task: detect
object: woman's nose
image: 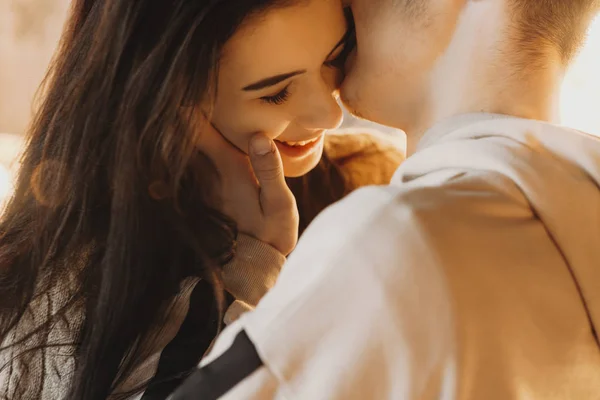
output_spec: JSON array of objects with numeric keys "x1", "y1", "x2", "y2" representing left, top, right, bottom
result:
[{"x1": 296, "y1": 72, "x2": 344, "y2": 131}]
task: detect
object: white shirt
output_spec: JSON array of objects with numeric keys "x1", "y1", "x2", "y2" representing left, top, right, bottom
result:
[{"x1": 193, "y1": 114, "x2": 600, "y2": 399}]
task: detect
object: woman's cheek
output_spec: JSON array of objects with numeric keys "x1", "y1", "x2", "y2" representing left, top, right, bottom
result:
[
  {"x1": 235, "y1": 113, "x2": 292, "y2": 143},
  {"x1": 262, "y1": 119, "x2": 292, "y2": 141},
  {"x1": 212, "y1": 99, "x2": 293, "y2": 149}
]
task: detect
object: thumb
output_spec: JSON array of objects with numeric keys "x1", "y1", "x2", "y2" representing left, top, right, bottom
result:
[{"x1": 249, "y1": 134, "x2": 292, "y2": 215}]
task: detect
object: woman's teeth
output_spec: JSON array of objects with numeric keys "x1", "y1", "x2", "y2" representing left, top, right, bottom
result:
[{"x1": 279, "y1": 137, "x2": 320, "y2": 147}]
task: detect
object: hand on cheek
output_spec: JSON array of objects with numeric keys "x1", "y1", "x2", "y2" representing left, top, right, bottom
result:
[{"x1": 196, "y1": 116, "x2": 298, "y2": 255}]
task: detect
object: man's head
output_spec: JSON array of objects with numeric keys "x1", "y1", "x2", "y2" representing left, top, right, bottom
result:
[{"x1": 342, "y1": 0, "x2": 599, "y2": 136}]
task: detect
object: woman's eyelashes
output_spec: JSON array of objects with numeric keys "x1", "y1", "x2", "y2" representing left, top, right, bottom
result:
[
  {"x1": 258, "y1": 28, "x2": 356, "y2": 107},
  {"x1": 260, "y1": 85, "x2": 291, "y2": 105}
]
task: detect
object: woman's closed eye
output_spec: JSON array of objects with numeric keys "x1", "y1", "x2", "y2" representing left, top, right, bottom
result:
[
  {"x1": 257, "y1": 12, "x2": 356, "y2": 107},
  {"x1": 260, "y1": 85, "x2": 291, "y2": 105}
]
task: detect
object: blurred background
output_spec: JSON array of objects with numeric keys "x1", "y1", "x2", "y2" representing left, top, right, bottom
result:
[{"x1": 1, "y1": 0, "x2": 600, "y2": 209}]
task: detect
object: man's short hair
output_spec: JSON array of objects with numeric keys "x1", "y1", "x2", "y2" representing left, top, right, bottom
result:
[{"x1": 511, "y1": 0, "x2": 600, "y2": 62}]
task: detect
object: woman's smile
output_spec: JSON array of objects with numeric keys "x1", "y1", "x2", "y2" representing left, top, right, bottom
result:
[{"x1": 274, "y1": 132, "x2": 325, "y2": 158}]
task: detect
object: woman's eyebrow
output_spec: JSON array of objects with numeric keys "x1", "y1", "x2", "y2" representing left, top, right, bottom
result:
[
  {"x1": 241, "y1": 29, "x2": 351, "y2": 92},
  {"x1": 242, "y1": 70, "x2": 306, "y2": 91}
]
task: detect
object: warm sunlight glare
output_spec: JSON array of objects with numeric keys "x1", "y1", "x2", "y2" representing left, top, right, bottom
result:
[
  {"x1": 561, "y1": 15, "x2": 600, "y2": 136},
  {"x1": 0, "y1": 164, "x2": 12, "y2": 210}
]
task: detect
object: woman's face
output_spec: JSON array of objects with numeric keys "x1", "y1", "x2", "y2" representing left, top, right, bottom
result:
[{"x1": 210, "y1": 0, "x2": 349, "y2": 177}]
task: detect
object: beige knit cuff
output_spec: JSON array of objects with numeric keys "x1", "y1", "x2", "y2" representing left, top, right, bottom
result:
[
  {"x1": 223, "y1": 300, "x2": 253, "y2": 326},
  {"x1": 222, "y1": 234, "x2": 286, "y2": 311}
]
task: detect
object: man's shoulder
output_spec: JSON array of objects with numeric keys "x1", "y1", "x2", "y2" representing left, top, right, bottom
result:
[
  {"x1": 296, "y1": 167, "x2": 530, "y2": 265},
  {"x1": 348, "y1": 166, "x2": 527, "y2": 219}
]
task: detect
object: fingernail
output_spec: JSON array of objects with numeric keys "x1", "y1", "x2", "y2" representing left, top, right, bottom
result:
[{"x1": 251, "y1": 135, "x2": 274, "y2": 156}]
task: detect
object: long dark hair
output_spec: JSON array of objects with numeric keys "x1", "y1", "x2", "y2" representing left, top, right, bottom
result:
[{"x1": 0, "y1": 1, "x2": 329, "y2": 399}]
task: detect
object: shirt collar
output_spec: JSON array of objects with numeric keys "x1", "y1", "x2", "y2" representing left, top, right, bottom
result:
[{"x1": 416, "y1": 113, "x2": 513, "y2": 152}]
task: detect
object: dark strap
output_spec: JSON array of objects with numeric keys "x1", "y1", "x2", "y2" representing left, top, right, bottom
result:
[
  {"x1": 169, "y1": 330, "x2": 263, "y2": 400},
  {"x1": 141, "y1": 280, "x2": 219, "y2": 400}
]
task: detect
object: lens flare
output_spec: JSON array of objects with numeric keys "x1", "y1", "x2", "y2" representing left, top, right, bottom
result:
[
  {"x1": 560, "y1": 15, "x2": 600, "y2": 136},
  {"x1": 0, "y1": 164, "x2": 12, "y2": 210}
]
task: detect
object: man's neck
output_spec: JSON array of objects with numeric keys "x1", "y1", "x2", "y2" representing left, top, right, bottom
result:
[{"x1": 406, "y1": 1, "x2": 565, "y2": 155}]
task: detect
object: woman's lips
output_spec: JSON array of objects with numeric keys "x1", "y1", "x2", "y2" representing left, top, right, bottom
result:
[{"x1": 274, "y1": 133, "x2": 324, "y2": 158}]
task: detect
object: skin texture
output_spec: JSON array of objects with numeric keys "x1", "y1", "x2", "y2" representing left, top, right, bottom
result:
[
  {"x1": 210, "y1": 0, "x2": 349, "y2": 177},
  {"x1": 341, "y1": 0, "x2": 597, "y2": 153},
  {"x1": 341, "y1": 0, "x2": 466, "y2": 136}
]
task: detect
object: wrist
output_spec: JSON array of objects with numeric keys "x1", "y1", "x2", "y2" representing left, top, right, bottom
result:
[{"x1": 222, "y1": 233, "x2": 286, "y2": 307}]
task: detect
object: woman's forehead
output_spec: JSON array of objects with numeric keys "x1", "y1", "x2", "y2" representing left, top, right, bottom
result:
[{"x1": 219, "y1": 0, "x2": 346, "y2": 82}]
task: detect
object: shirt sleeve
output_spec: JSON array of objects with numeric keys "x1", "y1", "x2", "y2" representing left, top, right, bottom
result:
[
  {"x1": 172, "y1": 184, "x2": 457, "y2": 400},
  {"x1": 171, "y1": 132, "x2": 600, "y2": 400}
]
